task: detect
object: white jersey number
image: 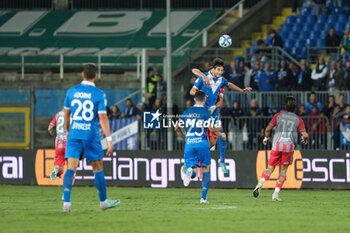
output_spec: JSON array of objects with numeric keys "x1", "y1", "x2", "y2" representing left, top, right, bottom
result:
[
  {"x1": 56, "y1": 116, "x2": 64, "y2": 133},
  {"x1": 71, "y1": 99, "x2": 94, "y2": 121},
  {"x1": 186, "y1": 120, "x2": 205, "y2": 137}
]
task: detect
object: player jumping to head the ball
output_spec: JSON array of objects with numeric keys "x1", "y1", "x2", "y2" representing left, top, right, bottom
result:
[{"x1": 189, "y1": 58, "x2": 251, "y2": 174}]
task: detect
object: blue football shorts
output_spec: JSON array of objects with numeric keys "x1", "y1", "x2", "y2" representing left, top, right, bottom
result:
[
  {"x1": 65, "y1": 138, "x2": 104, "y2": 162},
  {"x1": 184, "y1": 144, "x2": 211, "y2": 168}
]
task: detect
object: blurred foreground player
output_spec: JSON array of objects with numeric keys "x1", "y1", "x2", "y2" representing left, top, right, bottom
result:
[
  {"x1": 175, "y1": 91, "x2": 226, "y2": 204},
  {"x1": 48, "y1": 109, "x2": 66, "y2": 180},
  {"x1": 253, "y1": 96, "x2": 308, "y2": 201},
  {"x1": 62, "y1": 63, "x2": 119, "y2": 212}
]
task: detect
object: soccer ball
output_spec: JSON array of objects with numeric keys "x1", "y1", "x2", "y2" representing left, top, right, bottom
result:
[{"x1": 219, "y1": 35, "x2": 232, "y2": 48}]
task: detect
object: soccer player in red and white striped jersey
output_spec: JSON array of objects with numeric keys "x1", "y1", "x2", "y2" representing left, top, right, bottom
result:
[{"x1": 253, "y1": 96, "x2": 308, "y2": 201}]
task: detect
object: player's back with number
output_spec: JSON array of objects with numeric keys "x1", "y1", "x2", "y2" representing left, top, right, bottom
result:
[
  {"x1": 64, "y1": 82, "x2": 106, "y2": 140},
  {"x1": 181, "y1": 106, "x2": 211, "y2": 148},
  {"x1": 270, "y1": 111, "x2": 305, "y2": 152}
]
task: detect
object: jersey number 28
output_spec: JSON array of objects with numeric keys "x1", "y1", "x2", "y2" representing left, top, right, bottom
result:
[{"x1": 71, "y1": 99, "x2": 94, "y2": 121}]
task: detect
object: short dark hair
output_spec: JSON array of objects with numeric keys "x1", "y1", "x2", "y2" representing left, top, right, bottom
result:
[
  {"x1": 83, "y1": 63, "x2": 97, "y2": 80},
  {"x1": 212, "y1": 58, "x2": 225, "y2": 68},
  {"x1": 268, "y1": 28, "x2": 276, "y2": 34},
  {"x1": 147, "y1": 67, "x2": 154, "y2": 74},
  {"x1": 284, "y1": 96, "x2": 296, "y2": 112},
  {"x1": 195, "y1": 90, "x2": 206, "y2": 102},
  {"x1": 244, "y1": 62, "x2": 251, "y2": 69}
]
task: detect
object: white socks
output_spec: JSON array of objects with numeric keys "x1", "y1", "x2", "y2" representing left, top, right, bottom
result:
[
  {"x1": 259, "y1": 177, "x2": 266, "y2": 185},
  {"x1": 273, "y1": 187, "x2": 280, "y2": 197}
]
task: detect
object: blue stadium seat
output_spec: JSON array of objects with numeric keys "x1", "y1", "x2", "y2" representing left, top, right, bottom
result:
[
  {"x1": 316, "y1": 39, "x2": 325, "y2": 47},
  {"x1": 285, "y1": 15, "x2": 296, "y2": 25},
  {"x1": 333, "y1": 7, "x2": 341, "y2": 15},
  {"x1": 302, "y1": 23, "x2": 313, "y2": 33},
  {"x1": 313, "y1": 23, "x2": 323, "y2": 32},
  {"x1": 295, "y1": 40, "x2": 306, "y2": 49},
  {"x1": 327, "y1": 14, "x2": 338, "y2": 24},
  {"x1": 292, "y1": 24, "x2": 302, "y2": 32},
  {"x1": 338, "y1": 14, "x2": 348, "y2": 24},
  {"x1": 296, "y1": 16, "x2": 306, "y2": 24},
  {"x1": 306, "y1": 15, "x2": 317, "y2": 24},
  {"x1": 299, "y1": 32, "x2": 308, "y2": 41},
  {"x1": 320, "y1": 30, "x2": 328, "y2": 38},
  {"x1": 323, "y1": 23, "x2": 334, "y2": 33},
  {"x1": 346, "y1": 24, "x2": 350, "y2": 31},
  {"x1": 291, "y1": 48, "x2": 301, "y2": 58},
  {"x1": 309, "y1": 31, "x2": 319, "y2": 40},
  {"x1": 300, "y1": 7, "x2": 311, "y2": 16},
  {"x1": 317, "y1": 15, "x2": 327, "y2": 24},
  {"x1": 326, "y1": 0, "x2": 333, "y2": 8},
  {"x1": 281, "y1": 24, "x2": 290, "y2": 32},
  {"x1": 284, "y1": 40, "x2": 295, "y2": 50},
  {"x1": 306, "y1": 39, "x2": 316, "y2": 47},
  {"x1": 287, "y1": 32, "x2": 298, "y2": 40},
  {"x1": 279, "y1": 31, "x2": 288, "y2": 40},
  {"x1": 300, "y1": 47, "x2": 307, "y2": 59},
  {"x1": 334, "y1": 23, "x2": 345, "y2": 35}
]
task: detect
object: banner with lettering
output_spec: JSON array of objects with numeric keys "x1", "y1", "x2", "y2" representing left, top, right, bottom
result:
[{"x1": 100, "y1": 117, "x2": 139, "y2": 150}]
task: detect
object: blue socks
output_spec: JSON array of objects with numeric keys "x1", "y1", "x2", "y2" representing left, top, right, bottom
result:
[
  {"x1": 218, "y1": 131, "x2": 226, "y2": 163},
  {"x1": 201, "y1": 171, "x2": 210, "y2": 200},
  {"x1": 63, "y1": 169, "x2": 75, "y2": 202},
  {"x1": 94, "y1": 169, "x2": 107, "y2": 202}
]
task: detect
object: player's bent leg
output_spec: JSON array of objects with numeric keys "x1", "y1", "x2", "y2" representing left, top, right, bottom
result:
[
  {"x1": 200, "y1": 166, "x2": 210, "y2": 204},
  {"x1": 253, "y1": 166, "x2": 275, "y2": 198},
  {"x1": 91, "y1": 159, "x2": 120, "y2": 210},
  {"x1": 272, "y1": 166, "x2": 288, "y2": 201},
  {"x1": 50, "y1": 166, "x2": 60, "y2": 180},
  {"x1": 62, "y1": 158, "x2": 79, "y2": 212},
  {"x1": 183, "y1": 167, "x2": 197, "y2": 187},
  {"x1": 209, "y1": 136, "x2": 217, "y2": 151}
]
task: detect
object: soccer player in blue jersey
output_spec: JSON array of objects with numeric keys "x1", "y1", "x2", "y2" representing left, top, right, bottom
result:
[
  {"x1": 189, "y1": 58, "x2": 251, "y2": 173},
  {"x1": 175, "y1": 91, "x2": 226, "y2": 204},
  {"x1": 62, "y1": 63, "x2": 120, "y2": 212}
]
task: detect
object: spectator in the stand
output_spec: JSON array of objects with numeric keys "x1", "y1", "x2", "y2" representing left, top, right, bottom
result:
[
  {"x1": 276, "y1": 59, "x2": 292, "y2": 91},
  {"x1": 299, "y1": 104, "x2": 307, "y2": 117},
  {"x1": 253, "y1": 40, "x2": 268, "y2": 66},
  {"x1": 336, "y1": 59, "x2": 344, "y2": 72},
  {"x1": 267, "y1": 29, "x2": 283, "y2": 48},
  {"x1": 230, "y1": 101, "x2": 243, "y2": 126},
  {"x1": 244, "y1": 63, "x2": 254, "y2": 89},
  {"x1": 338, "y1": 94, "x2": 346, "y2": 111},
  {"x1": 326, "y1": 28, "x2": 341, "y2": 53},
  {"x1": 136, "y1": 103, "x2": 145, "y2": 120},
  {"x1": 318, "y1": 110, "x2": 328, "y2": 149},
  {"x1": 256, "y1": 62, "x2": 276, "y2": 91},
  {"x1": 247, "y1": 107, "x2": 262, "y2": 150},
  {"x1": 304, "y1": 0, "x2": 326, "y2": 16},
  {"x1": 145, "y1": 67, "x2": 157, "y2": 109},
  {"x1": 292, "y1": 0, "x2": 298, "y2": 15},
  {"x1": 345, "y1": 60, "x2": 350, "y2": 89},
  {"x1": 335, "y1": 59, "x2": 345, "y2": 90},
  {"x1": 307, "y1": 104, "x2": 320, "y2": 148},
  {"x1": 185, "y1": 99, "x2": 194, "y2": 109},
  {"x1": 122, "y1": 98, "x2": 140, "y2": 118},
  {"x1": 185, "y1": 77, "x2": 196, "y2": 101},
  {"x1": 227, "y1": 60, "x2": 244, "y2": 89},
  {"x1": 324, "y1": 95, "x2": 337, "y2": 117},
  {"x1": 151, "y1": 98, "x2": 166, "y2": 114},
  {"x1": 296, "y1": 59, "x2": 313, "y2": 91},
  {"x1": 305, "y1": 91, "x2": 323, "y2": 114},
  {"x1": 251, "y1": 60, "x2": 261, "y2": 90},
  {"x1": 289, "y1": 62, "x2": 299, "y2": 90},
  {"x1": 156, "y1": 74, "x2": 166, "y2": 102},
  {"x1": 340, "y1": 30, "x2": 350, "y2": 55},
  {"x1": 331, "y1": 104, "x2": 342, "y2": 150},
  {"x1": 327, "y1": 60, "x2": 345, "y2": 92},
  {"x1": 247, "y1": 99, "x2": 261, "y2": 115},
  {"x1": 109, "y1": 105, "x2": 121, "y2": 119},
  {"x1": 237, "y1": 59, "x2": 245, "y2": 74},
  {"x1": 311, "y1": 57, "x2": 328, "y2": 91}
]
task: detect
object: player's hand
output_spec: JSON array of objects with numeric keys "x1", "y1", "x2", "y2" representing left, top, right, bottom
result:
[
  {"x1": 106, "y1": 141, "x2": 114, "y2": 156},
  {"x1": 220, "y1": 132, "x2": 227, "y2": 141},
  {"x1": 208, "y1": 105, "x2": 216, "y2": 114},
  {"x1": 242, "y1": 87, "x2": 252, "y2": 93},
  {"x1": 301, "y1": 136, "x2": 308, "y2": 144},
  {"x1": 263, "y1": 136, "x2": 271, "y2": 145},
  {"x1": 203, "y1": 76, "x2": 210, "y2": 85}
]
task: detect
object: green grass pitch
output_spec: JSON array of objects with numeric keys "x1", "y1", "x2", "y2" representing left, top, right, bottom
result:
[{"x1": 0, "y1": 185, "x2": 349, "y2": 233}]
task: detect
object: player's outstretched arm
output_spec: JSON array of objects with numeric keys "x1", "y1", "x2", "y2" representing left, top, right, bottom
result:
[
  {"x1": 64, "y1": 109, "x2": 71, "y2": 139},
  {"x1": 227, "y1": 82, "x2": 252, "y2": 93},
  {"x1": 174, "y1": 121, "x2": 186, "y2": 141},
  {"x1": 263, "y1": 125, "x2": 273, "y2": 145},
  {"x1": 301, "y1": 131, "x2": 309, "y2": 144},
  {"x1": 99, "y1": 113, "x2": 114, "y2": 156},
  {"x1": 192, "y1": 68, "x2": 210, "y2": 85},
  {"x1": 189, "y1": 86, "x2": 198, "y2": 96}
]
